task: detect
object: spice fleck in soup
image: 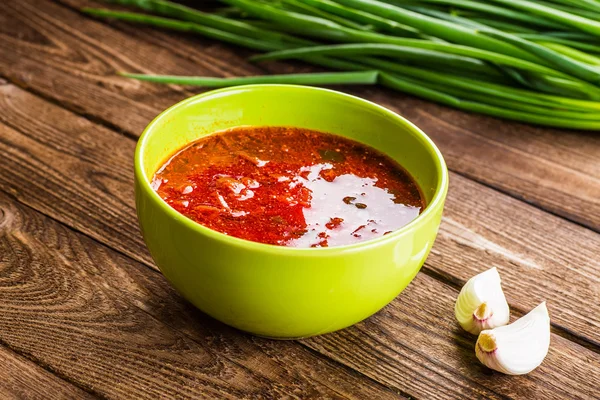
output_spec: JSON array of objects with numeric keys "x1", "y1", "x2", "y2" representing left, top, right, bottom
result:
[{"x1": 152, "y1": 126, "x2": 425, "y2": 248}]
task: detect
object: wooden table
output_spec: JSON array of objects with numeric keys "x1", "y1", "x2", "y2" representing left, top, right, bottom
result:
[{"x1": 1, "y1": 1, "x2": 599, "y2": 398}]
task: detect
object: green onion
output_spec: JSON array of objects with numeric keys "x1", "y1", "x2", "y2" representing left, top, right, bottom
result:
[
  {"x1": 468, "y1": 18, "x2": 537, "y2": 34},
  {"x1": 486, "y1": 0, "x2": 600, "y2": 37},
  {"x1": 225, "y1": 0, "x2": 544, "y2": 64},
  {"x1": 330, "y1": 0, "x2": 542, "y2": 62},
  {"x1": 395, "y1": 0, "x2": 567, "y2": 30},
  {"x1": 543, "y1": 32, "x2": 598, "y2": 42},
  {"x1": 278, "y1": 0, "x2": 371, "y2": 31},
  {"x1": 380, "y1": 73, "x2": 600, "y2": 129},
  {"x1": 481, "y1": 29, "x2": 600, "y2": 84},
  {"x1": 295, "y1": 0, "x2": 427, "y2": 38},
  {"x1": 544, "y1": 0, "x2": 600, "y2": 13},
  {"x1": 536, "y1": 1, "x2": 600, "y2": 20},
  {"x1": 362, "y1": 58, "x2": 600, "y2": 111},
  {"x1": 96, "y1": 0, "x2": 311, "y2": 45},
  {"x1": 83, "y1": 0, "x2": 600, "y2": 129},
  {"x1": 437, "y1": 85, "x2": 600, "y2": 120},
  {"x1": 118, "y1": 70, "x2": 380, "y2": 86},
  {"x1": 520, "y1": 73, "x2": 600, "y2": 100},
  {"x1": 82, "y1": 8, "x2": 287, "y2": 51},
  {"x1": 517, "y1": 34, "x2": 600, "y2": 54},
  {"x1": 82, "y1": 8, "x2": 369, "y2": 72},
  {"x1": 251, "y1": 43, "x2": 572, "y2": 79},
  {"x1": 250, "y1": 43, "x2": 600, "y2": 99},
  {"x1": 537, "y1": 42, "x2": 600, "y2": 66}
]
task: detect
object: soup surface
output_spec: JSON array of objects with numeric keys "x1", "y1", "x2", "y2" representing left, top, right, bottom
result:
[{"x1": 152, "y1": 126, "x2": 424, "y2": 248}]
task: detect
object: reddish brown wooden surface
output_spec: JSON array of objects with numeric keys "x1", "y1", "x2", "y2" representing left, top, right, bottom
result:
[
  {"x1": 0, "y1": 347, "x2": 95, "y2": 399},
  {"x1": 1, "y1": 0, "x2": 599, "y2": 398}
]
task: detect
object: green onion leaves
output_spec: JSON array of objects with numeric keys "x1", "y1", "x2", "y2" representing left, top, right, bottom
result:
[{"x1": 84, "y1": 0, "x2": 600, "y2": 129}]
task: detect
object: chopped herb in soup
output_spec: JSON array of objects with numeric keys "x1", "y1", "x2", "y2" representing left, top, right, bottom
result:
[{"x1": 152, "y1": 126, "x2": 425, "y2": 248}]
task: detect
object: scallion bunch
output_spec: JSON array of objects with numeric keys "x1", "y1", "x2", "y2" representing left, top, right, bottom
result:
[{"x1": 84, "y1": 0, "x2": 600, "y2": 129}]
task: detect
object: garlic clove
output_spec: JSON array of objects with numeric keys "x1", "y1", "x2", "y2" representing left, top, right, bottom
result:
[
  {"x1": 455, "y1": 267, "x2": 510, "y2": 334},
  {"x1": 475, "y1": 302, "x2": 551, "y2": 375}
]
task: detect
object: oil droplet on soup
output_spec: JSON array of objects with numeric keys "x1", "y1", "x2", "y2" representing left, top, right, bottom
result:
[{"x1": 152, "y1": 126, "x2": 425, "y2": 248}]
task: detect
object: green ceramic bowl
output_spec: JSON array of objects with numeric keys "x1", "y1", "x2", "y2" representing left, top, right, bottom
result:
[{"x1": 135, "y1": 85, "x2": 448, "y2": 339}]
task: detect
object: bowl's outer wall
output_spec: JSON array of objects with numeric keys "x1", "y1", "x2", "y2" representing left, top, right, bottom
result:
[{"x1": 135, "y1": 85, "x2": 448, "y2": 338}]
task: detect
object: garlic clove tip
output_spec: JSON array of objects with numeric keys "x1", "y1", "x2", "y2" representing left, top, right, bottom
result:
[
  {"x1": 475, "y1": 302, "x2": 550, "y2": 375},
  {"x1": 455, "y1": 267, "x2": 510, "y2": 335}
]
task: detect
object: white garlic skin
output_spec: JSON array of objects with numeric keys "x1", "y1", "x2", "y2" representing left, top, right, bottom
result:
[
  {"x1": 476, "y1": 302, "x2": 551, "y2": 375},
  {"x1": 455, "y1": 267, "x2": 510, "y2": 334}
]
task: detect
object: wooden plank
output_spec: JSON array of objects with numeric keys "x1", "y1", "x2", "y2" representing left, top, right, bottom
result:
[
  {"x1": 0, "y1": 195, "x2": 399, "y2": 400},
  {"x1": 305, "y1": 272, "x2": 600, "y2": 400},
  {"x1": 2, "y1": 180, "x2": 599, "y2": 400},
  {"x1": 2, "y1": 83, "x2": 599, "y2": 346},
  {"x1": 0, "y1": 346, "x2": 96, "y2": 399},
  {"x1": 0, "y1": 0, "x2": 232, "y2": 136},
  {"x1": 427, "y1": 176, "x2": 600, "y2": 346},
  {"x1": 0, "y1": 82, "x2": 150, "y2": 266},
  {"x1": 2, "y1": 0, "x2": 599, "y2": 232},
  {"x1": 0, "y1": 0, "x2": 187, "y2": 135}
]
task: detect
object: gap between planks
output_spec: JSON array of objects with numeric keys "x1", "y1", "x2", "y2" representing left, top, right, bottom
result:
[
  {"x1": 420, "y1": 268, "x2": 600, "y2": 354},
  {"x1": 440, "y1": 169, "x2": 599, "y2": 235},
  {"x1": 0, "y1": 74, "x2": 140, "y2": 143},
  {"x1": 0, "y1": 338, "x2": 102, "y2": 399},
  {"x1": 296, "y1": 343, "x2": 418, "y2": 400}
]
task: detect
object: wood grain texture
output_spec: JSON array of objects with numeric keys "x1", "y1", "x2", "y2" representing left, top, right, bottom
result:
[
  {"x1": 428, "y1": 175, "x2": 600, "y2": 346},
  {"x1": 0, "y1": 194, "x2": 399, "y2": 400},
  {"x1": 0, "y1": 346, "x2": 96, "y2": 400},
  {"x1": 0, "y1": 82, "x2": 149, "y2": 266},
  {"x1": 3, "y1": 0, "x2": 599, "y2": 232},
  {"x1": 304, "y1": 272, "x2": 600, "y2": 400},
  {"x1": 2, "y1": 83, "x2": 598, "y2": 346},
  {"x1": 0, "y1": 0, "x2": 222, "y2": 135},
  {"x1": 1, "y1": 0, "x2": 599, "y2": 397},
  {"x1": 2, "y1": 83, "x2": 600, "y2": 399}
]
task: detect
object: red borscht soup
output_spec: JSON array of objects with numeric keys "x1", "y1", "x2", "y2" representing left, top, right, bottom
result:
[{"x1": 152, "y1": 126, "x2": 424, "y2": 248}]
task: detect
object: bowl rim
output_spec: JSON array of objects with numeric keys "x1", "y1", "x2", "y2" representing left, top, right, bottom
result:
[{"x1": 135, "y1": 84, "x2": 448, "y2": 255}]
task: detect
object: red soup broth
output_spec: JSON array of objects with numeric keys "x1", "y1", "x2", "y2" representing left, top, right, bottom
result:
[{"x1": 152, "y1": 126, "x2": 425, "y2": 248}]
